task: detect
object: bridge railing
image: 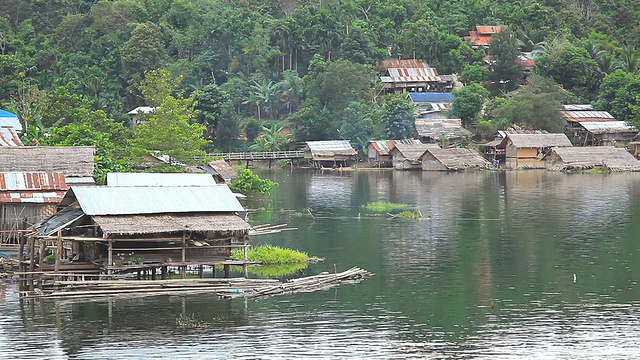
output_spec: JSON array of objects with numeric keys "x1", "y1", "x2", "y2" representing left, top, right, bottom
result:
[{"x1": 194, "y1": 150, "x2": 305, "y2": 161}]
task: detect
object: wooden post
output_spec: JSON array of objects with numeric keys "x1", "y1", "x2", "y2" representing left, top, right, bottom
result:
[
  {"x1": 28, "y1": 236, "x2": 35, "y2": 273},
  {"x1": 223, "y1": 264, "x2": 230, "y2": 278},
  {"x1": 211, "y1": 265, "x2": 216, "y2": 278},
  {"x1": 181, "y1": 231, "x2": 186, "y2": 279},
  {"x1": 151, "y1": 267, "x2": 156, "y2": 280},
  {"x1": 39, "y1": 238, "x2": 47, "y2": 266},
  {"x1": 107, "y1": 239, "x2": 113, "y2": 276},
  {"x1": 243, "y1": 244, "x2": 249, "y2": 278},
  {"x1": 161, "y1": 266, "x2": 167, "y2": 280},
  {"x1": 54, "y1": 230, "x2": 63, "y2": 279},
  {"x1": 198, "y1": 265, "x2": 203, "y2": 278},
  {"x1": 18, "y1": 234, "x2": 25, "y2": 266}
]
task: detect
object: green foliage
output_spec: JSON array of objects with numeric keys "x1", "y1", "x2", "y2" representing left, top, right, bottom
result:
[
  {"x1": 451, "y1": 83, "x2": 489, "y2": 126},
  {"x1": 379, "y1": 94, "x2": 416, "y2": 139},
  {"x1": 132, "y1": 94, "x2": 207, "y2": 164},
  {"x1": 230, "y1": 169, "x2": 278, "y2": 195},
  {"x1": 488, "y1": 28, "x2": 524, "y2": 93},
  {"x1": 249, "y1": 123, "x2": 292, "y2": 152},
  {"x1": 398, "y1": 210, "x2": 422, "y2": 219},
  {"x1": 231, "y1": 245, "x2": 309, "y2": 264},
  {"x1": 484, "y1": 75, "x2": 576, "y2": 132},
  {"x1": 596, "y1": 70, "x2": 640, "y2": 126},
  {"x1": 365, "y1": 201, "x2": 413, "y2": 212},
  {"x1": 460, "y1": 63, "x2": 490, "y2": 85}
]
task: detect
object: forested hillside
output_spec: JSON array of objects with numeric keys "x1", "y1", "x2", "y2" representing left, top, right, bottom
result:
[{"x1": 1, "y1": 0, "x2": 640, "y2": 176}]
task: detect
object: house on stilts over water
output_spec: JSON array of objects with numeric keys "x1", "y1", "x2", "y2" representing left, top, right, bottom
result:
[
  {"x1": 0, "y1": 146, "x2": 95, "y2": 244},
  {"x1": 25, "y1": 173, "x2": 252, "y2": 292}
]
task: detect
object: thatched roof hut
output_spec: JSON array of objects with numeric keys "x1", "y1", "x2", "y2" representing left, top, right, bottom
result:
[
  {"x1": 546, "y1": 146, "x2": 640, "y2": 172},
  {"x1": 500, "y1": 133, "x2": 572, "y2": 169},
  {"x1": 0, "y1": 146, "x2": 95, "y2": 177},
  {"x1": 420, "y1": 148, "x2": 490, "y2": 171},
  {"x1": 414, "y1": 119, "x2": 471, "y2": 147},
  {"x1": 390, "y1": 143, "x2": 440, "y2": 170},
  {"x1": 366, "y1": 139, "x2": 421, "y2": 167}
]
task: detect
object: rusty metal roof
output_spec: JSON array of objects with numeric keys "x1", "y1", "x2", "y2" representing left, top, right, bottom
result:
[
  {"x1": 561, "y1": 110, "x2": 616, "y2": 122},
  {"x1": 379, "y1": 59, "x2": 428, "y2": 70},
  {"x1": 0, "y1": 172, "x2": 68, "y2": 204},
  {"x1": 107, "y1": 172, "x2": 216, "y2": 186},
  {"x1": 0, "y1": 126, "x2": 23, "y2": 146},
  {"x1": 563, "y1": 104, "x2": 593, "y2": 111},
  {"x1": 66, "y1": 185, "x2": 245, "y2": 215},
  {"x1": 0, "y1": 172, "x2": 67, "y2": 190},
  {"x1": 384, "y1": 67, "x2": 441, "y2": 83}
]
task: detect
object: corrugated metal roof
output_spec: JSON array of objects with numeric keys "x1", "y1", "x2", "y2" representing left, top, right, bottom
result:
[
  {"x1": 35, "y1": 207, "x2": 86, "y2": 235},
  {"x1": 561, "y1": 110, "x2": 615, "y2": 122},
  {"x1": 408, "y1": 92, "x2": 454, "y2": 102},
  {"x1": 386, "y1": 67, "x2": 440, "y2": 82},
  {"x1": 379, "y1": 59, "x2": 428, "y2": 70},
  {"x1": 0, "y1": 190, "x2": 67, "y2": 204},
  {"x1": 107, "y1": 173, "x2": 216, "y2": 186},
  {"x1": 579, "y1": 121, "x2": 634, "y2": 132},
  {"x1": 0, "y1": 126, "x2": 23, "y2": 146},
  {"x1": 563, "y1": 104, "x2": 593, "y2": 111},
  {"x1": 476, "y1": 25, "x2": 503, "y2": 34},
  {"x1": 69, "y1": 185, "x2": 245, "y2": 215},
  {"x1": 0, "y1": 172, "x2": 67, "y2": 190},
  {"x1": 306, "y1": 140, "x2": 357, "y2": 156},
  {"x1": 65, "y1": 177, "x2": 96, "y2": 186}
]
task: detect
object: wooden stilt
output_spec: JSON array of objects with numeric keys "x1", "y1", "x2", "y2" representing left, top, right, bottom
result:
[
  {"x1": 54, "y1": 231, "x2": 63, "y2": 281},
  {"x1": 181, "y1": 231, "x2": 186, "y2": 279},
  {"x1": 151, "y1": 267, "x2": 156, "y2": 280},
  {"x1": 107, "y1": 239, "x2": 113, "y2": 276},
  {"x1": 211, "y1": 265, "x2": 216, "y2": 278},
  {"x1": 198, "y1": 265, "x2": 203, "y2": 278},
  {"x1": 161, "y1": 266, "x2": 167, "y2": 280},
  {"x1": 223, "y1": 264, "x2": 230, "y2": 278}
]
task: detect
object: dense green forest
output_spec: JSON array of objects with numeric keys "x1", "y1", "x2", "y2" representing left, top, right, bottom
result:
[{"x1": 1, "y1": 0, "x2": 640, "y2": 178}]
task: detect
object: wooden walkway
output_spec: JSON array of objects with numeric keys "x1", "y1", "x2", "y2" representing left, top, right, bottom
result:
[{"x1": 194, "y1": 150, "x2": 304, "y2": 161}]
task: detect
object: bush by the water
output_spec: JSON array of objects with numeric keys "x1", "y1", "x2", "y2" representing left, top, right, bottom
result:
[
  {"x1": 232, "y1": 245, "x2": 309, "y2": 264},
  {"x1": 365, "y1": 201, "x2": 413, "y2": 212},
  {"x1": 230, "y1": 169, "x2": 278, "y2": 195}
]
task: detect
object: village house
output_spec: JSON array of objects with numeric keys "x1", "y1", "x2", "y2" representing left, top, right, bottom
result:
[
  {"x1": 127, "y1": 106, "x2": 158, "y2": 129},
  {"x1": 31, "y1": 179, "x2": 252, "y2": 281},
  {"x1": 414, "y1": 118, "x2": 471, "y2": 148},
  {"x1": 0, "y1": 172, "x2": 68, "y2": 245},
  {"x1": 407, "y1": 92, "x2": 454, "y2": 119},
  {"x1": 629, "y1": 133, "x2": 640, "y2": 159},
  {"x1": 0, "y1": 146, "x2": 95, "y2": 243},
  {"x1": 390, "y1": 143, "x2": 440, "y2": 170},
  {"x1": 546, "y1": 146, "x2": 640, "y2": 172},
  {"x1": 500, "y1": 133, "x2": 572, "y2": 169},
  {"x1": 0, "y1": 109, "x2": 23, "y2": 147},
  {"x1": 366, "y1": 139, "x2": 422, "y2": 168},
  {"x1": 378, "y1": 59, "x2": 453, "y2": 94},
  {"x1": 479, "y1": 129, "x2": 548, "y2": 162},
  {"x1": 559, "y1": 105, "x2": 637, "y2": 147},
  {"x1": 304, "y1": 140, "x2": 357, "y2": 168},
  {"x1": 420, "y1": 148, "x2": 490, "y2": 171},
  {"x1": 464, "y1": 25, "x2": 504, "y2": 48}
]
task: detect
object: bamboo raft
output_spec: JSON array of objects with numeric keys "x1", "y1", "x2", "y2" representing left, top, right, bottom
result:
[{"x1": 22, "y1": 267, "x2": 373, "y2": 299}]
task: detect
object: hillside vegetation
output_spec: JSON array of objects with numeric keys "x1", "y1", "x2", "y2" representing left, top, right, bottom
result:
[{"x1": 1, "y1": 0, "x2": 639, "y2": 176}]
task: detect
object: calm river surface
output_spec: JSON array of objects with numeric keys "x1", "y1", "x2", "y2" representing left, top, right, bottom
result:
[{"x1": 2, "y1": 169, "x2": 640, "y2": 359}]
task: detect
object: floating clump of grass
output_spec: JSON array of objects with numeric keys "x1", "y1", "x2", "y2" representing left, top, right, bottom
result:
[
  {"x1": 397, "y1": 210, "x2": 422, "y2": 219},
  {"x1": 364, "y1": 201, "x2": 413, "y2": 212},
  {"x1": 232, "y1": 245, "x2": 310, "y2": 264},
  {"x1": 246, "y1": 263, "x2": 309, "y2": 277}
]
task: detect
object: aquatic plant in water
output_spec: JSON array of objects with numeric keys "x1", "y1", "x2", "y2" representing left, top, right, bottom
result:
[
  {"x1": 364, "y1": 201, "x2": 413, "y2": 212},
  {"x1": 232, "y1": 245, "x2": 309, "y2": 264}
]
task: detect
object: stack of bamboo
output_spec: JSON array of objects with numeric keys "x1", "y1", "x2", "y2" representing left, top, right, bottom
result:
[{"x1": 27, "y1": 267, "x2": 373, "y2": 299}]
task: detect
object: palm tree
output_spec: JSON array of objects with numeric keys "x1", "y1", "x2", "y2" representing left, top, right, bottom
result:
[
  {"x1": 249, "y1": 124, "x2": 292, "y2": 151},
  {"x1": 278, "y1": 70, "x2": 303, "y2": 113},
  {"x1": 596, "y1": 52, "x2": 621, "y2": 75},
  {"x1": 620, "y1": 45, "x2": 640, "y2": 74},
  {"x1": 251, "y1": 80, "x2": 278, "y2": 119}
]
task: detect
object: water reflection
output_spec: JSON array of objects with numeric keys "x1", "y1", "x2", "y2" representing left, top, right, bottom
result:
[{"x1": 2, "y1": 170, "x2": 640, "y2": 359}]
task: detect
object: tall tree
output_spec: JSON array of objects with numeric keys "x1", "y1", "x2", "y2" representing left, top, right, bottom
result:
[
  {"x1": 379, "y1": 94, "x2": 416, "y2": 140},
  {"x1": 451, "y1": 83, "x2": 489, "y2": 126},
  {"x1": 488, "y1": 28, "x2": 524, "y2": 93}
]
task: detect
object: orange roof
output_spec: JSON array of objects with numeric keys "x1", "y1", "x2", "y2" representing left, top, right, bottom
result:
[
  {"x1": 379, "y1": 59, "x2": 428, "y2": 70},
  {"x1": 476, "y1": 25, "x2": 503, "y2": 34}
]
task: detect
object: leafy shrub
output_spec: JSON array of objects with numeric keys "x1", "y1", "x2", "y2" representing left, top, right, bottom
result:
[{"x1": 229, "y1": 169, "x2": 278, "y2": 194}]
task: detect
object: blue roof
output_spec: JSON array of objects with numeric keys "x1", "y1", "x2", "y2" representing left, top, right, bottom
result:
[
  {"x1": 0, "y1": 109, "x2": 18, "y2": 118},
  {"x1": 408, "y1": 92, "x2": 454, "y2": 102}
]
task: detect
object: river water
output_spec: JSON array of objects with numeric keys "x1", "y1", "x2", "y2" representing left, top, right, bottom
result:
[{"x1": 1, "y1": 169, "x2": 640, "y2": 359}]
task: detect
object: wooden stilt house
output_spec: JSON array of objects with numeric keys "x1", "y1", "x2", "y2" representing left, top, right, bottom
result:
[
  {"x1": 30, "y1": 182, "x2": 252, "y2": 281},
  {"x1": 390, "y1": 143, "x2": 440, "y2": 170},
  {"x1": 420, "y1": 148, "x2": 490, "y2": 171},
  {"x1": 304, "y1": 140, "x2": 357, "y2": 168}
]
